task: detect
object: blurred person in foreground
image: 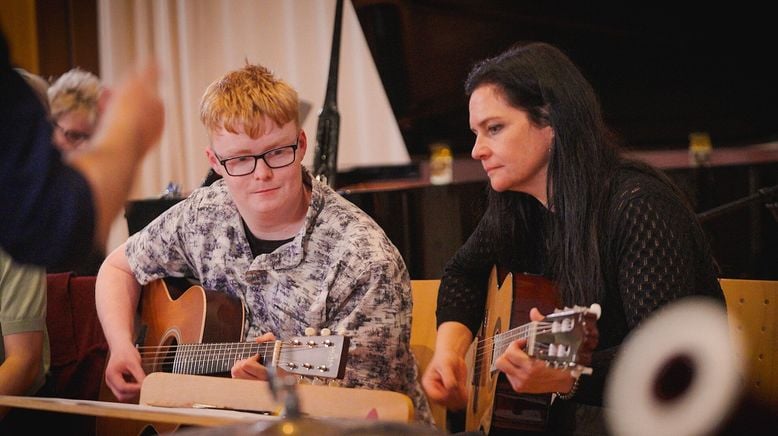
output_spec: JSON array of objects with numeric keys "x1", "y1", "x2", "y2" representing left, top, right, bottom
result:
[
  {"x1": 0, "y1": 69, "x2": 52, "y2": 424},
  {"x1": 0, "y1": 29, "x2": 164, "y2": 268},
  {"x1": 0, "y1": 249, "x2": 48, "y2": 428}
]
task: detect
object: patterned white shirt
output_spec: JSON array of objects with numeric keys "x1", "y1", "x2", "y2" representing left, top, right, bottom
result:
[{"x1": 126, "y1": 169, "x2": 433, "y2": 424}]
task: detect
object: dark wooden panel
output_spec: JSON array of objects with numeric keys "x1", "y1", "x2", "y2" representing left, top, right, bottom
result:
[
  {"x1": 672, "y1": 163, "x2": 778, "y2": 280},
  {"x1": 353, "y1": 0, "x2": 778, "y2": 157},
  {"x1": 342, "y1": 180, "x2": 488, "y2": 279},
  {"x1": 35, "y1": 0, "x2": 70, "y2": 78},
  {"x1": 35, "y1": 0, "x2": 98, "y2": 79},
  {"x1": 69, "y1": 0, "x2": 99, "y2": 75}
]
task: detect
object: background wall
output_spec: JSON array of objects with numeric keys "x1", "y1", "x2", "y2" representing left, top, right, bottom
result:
[
  {"x1": 353, "y1": 0, "x2": 778, "y2": 156},
  {"x1": 2, "y1": 0, "x2": 776, "y2": 279}
]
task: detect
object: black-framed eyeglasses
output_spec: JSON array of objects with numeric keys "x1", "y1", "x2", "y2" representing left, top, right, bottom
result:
[
  {"x1": 215, "y1": 142, "x2": 298, "y2": 176},
  {"x1": 55, "y1": 123, "x2": 91, "y2": 145}
]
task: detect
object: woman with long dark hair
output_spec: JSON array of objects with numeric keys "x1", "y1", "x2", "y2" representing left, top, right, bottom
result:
[{"x1": 421, "y1": 41, "x2": 724, "y2": 435}]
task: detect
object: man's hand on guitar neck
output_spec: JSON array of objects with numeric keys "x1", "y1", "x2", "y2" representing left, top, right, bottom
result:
[
  {"x1": 494, "y1": 307, "x2": 577, "y2": 395},
  {"x1": 230, "y1": 332, "x2": 278, "y2": 380}
]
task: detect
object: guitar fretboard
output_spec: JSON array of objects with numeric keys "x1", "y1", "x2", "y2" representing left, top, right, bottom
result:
[
  {"x1": 170, "y1": 342, "x2": 275, "y2": 374},
  {"x1": 485, "y1": 310, "x2": 593, "y2": 372},
  {"x1": 489, "y1": 323, "x2": 540, "y2": 372},
  {"x1": 138, "y1": 336, "x2": 346, "y2": 380}
]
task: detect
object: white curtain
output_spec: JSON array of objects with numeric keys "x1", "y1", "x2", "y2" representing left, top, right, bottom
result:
[{"x1": 97, "y1": 0, "x2": 409, "y2": 253}]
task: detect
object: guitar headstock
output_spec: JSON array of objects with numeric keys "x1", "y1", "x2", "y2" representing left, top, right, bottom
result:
[
  {"x1": 527, "y1": 304, "x2": 601, "y2": 374},
  {"x1": 277, "y1": 331, "x2": 349, "y2": 380}
]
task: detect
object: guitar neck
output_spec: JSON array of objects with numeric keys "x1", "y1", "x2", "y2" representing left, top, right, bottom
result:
[
  {"x1": 141, "y1": 335, "x2": 348, "y2": 380},
  {"x1": 487, "y1": 304, "x2": 601, "y2": 373},
  {"x1": 489, "y1": 322, "x2": 537, "y2": 372},
  {"x1": 167, "y1": 342, "x2": 275, "y2": 375}
]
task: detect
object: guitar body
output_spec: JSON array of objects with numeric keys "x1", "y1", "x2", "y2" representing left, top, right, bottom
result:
[
  {"x1": 466, "y1": 267, "x2": 513, "y2": 434},
  {"x1": 492, "y1": 271, "x2": 560, "y2": 433},
  {"x1": 96, "y1": 278, "x2": 245, "y2": 436},
  {"x1": 138, "y1": 278, "x2": 245, "y2": 372},
  {"x1": 465, "y1": 266, "x2": 565, "y2": 434}
]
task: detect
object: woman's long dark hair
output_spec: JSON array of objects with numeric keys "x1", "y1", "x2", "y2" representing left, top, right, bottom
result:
[{"x1": 465, "y1": 41, "x2": 621, "y2": 305}]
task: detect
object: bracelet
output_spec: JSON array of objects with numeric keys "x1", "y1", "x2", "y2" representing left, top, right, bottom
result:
[{"x1": 555, "y1": 376, "x2": 580, "y2": 401}]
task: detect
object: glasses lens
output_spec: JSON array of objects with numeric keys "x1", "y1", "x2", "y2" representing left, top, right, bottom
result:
[
  {"x1": 264, "y1": 145, "x2": 296, "y2": 168},
  {"x1": 55, "y1": 123, "x2": 90, "y2": 145},
  {"x1": 220, "y1": 144, "x2": 297, "y2": 176},
  {"x1": 64, "y1": 131, "x2": 90, "y2": 143},
  {"x1": 225, "y1": 156, "x2": 257, "y2": 176}
]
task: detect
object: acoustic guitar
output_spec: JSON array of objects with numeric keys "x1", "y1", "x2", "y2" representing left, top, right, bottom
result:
[
  {"x1": 465, "y1": 267, "x2": 600, "y2": 434},
  {"x1": 96, "y1": 277, "x2": 349, "y2": 435}
]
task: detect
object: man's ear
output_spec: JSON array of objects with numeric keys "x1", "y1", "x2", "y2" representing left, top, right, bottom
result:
[
  {"x1": 204, "y1": 147, "x2": 224, "y2": 176},
  {"x1": 297, "y1": 130, "x2": 307, "y2": 160}
]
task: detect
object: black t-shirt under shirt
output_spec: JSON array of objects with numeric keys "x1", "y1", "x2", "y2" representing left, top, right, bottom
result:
[{"x1": 242, "y1": 220, "x2": 294, "y2": 256}]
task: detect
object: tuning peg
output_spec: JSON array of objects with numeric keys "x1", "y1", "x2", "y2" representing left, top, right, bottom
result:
[
  {"x1": 551, "y1": 317, "x2": 574, "y2": 333},
  {"x1": 588, "y1": 303, "x2": 602, "y2": 319},
  {"x1": 320, "y1": 328, "x2": 331, "y2": 336},
  {"x1": 304, "y1": 327, "x2": 316, "y2": 337}
]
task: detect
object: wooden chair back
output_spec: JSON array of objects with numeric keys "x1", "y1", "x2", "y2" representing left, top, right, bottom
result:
[
  {"x1": 720, "y1": 278, "x2": 778, "y2": 407},
  {"x1": 410, "y1": 279, "x2": 447, "y2": 431}
]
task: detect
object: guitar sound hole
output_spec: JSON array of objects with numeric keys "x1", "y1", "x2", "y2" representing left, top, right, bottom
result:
[
  {"x1": 155, "y1": 338, "x2": 177, "y2": 373},
  {"x1": 653, "y1": 353, "x2": 695, "y2": 403}
]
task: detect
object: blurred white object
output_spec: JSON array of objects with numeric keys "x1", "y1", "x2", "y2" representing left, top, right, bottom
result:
[{"x1": 605, "y1": 297, "x2": 745, "y2": 436}]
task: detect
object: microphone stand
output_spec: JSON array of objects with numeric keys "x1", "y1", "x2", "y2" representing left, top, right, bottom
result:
[
  {"x1": 249, "y1": 367, "x2": 312, "y2": 436},
  {"x1": 312, "y1": 0, "x2": 344, "y2": 188},
  {"x1": 696, "y1": 184, "x2": 778, "y2": 223}
]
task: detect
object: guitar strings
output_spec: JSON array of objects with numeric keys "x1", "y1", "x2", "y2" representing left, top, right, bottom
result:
[
  {"x1": 471, "y1": 322, "x2": 556, "y2": 367},
  {"x1": 137, "y1": 343, "x2": 326, "y2": 356},
  {"x1": 137, "y1": 343, "x2": 330, "y2": 368},
  {"x1": 137, "y1": 343, "x2": 272, "y2": 363}
]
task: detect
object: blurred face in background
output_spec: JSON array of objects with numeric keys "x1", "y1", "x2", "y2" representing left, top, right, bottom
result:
[{"x1": 53, "y1": 109, "x2": 97, "y2": 155}]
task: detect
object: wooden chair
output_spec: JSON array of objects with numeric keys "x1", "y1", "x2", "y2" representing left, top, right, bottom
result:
[
  {"x1": 410, "y1": 279, "x2": 447, "y2": 431},
  {"x1": 720, "y1": 278, "x2": 778, "y2": 408}
]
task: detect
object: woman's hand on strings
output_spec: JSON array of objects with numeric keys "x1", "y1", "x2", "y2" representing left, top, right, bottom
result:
[{"x1": 494, "y1": 307, "x2": 577, "y2": 394}]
